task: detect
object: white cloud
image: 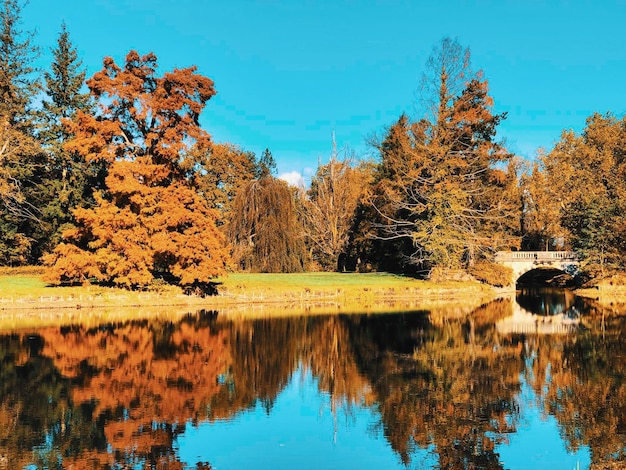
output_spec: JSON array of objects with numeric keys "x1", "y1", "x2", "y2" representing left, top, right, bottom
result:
[{"x1": 278, "y1": 171, "x2": 305, "y2": 188}]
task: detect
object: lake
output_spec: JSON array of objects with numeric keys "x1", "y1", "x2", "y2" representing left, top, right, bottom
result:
[{"x1": 0, "y1": 289, "x2": 624, "y2": 469}]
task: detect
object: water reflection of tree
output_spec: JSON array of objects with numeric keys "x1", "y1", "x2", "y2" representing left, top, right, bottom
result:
[
  {"x1": 6, "y1": 299, "x2": 626, "y2": 468},
  {"x1": 300, "y1": 314, "x2": 375, "y2": 445},
  {"x1": 304, "y1": 315, "x2": 373, "y2": 400},
  {"x1": 206, "y1": 314, "x2": 377, "y2": 427},
  {"x1": 0, "y1": 311, "x2": 230, "y2": 468},
  {"x1": 344, "y1": 300, "x2": 524, "y2": 468},
  {"x1": 0, "y1": 332, "x2": 114, "y2": 468},
  {"x1": 0, "y1": 303, "x2": 527, "y2": 469},
  {"x1": 206, "y1": 317, "x2": 306, "y2": 420},
  {"x1": 525, "y1": 309, "x2": 626, "y2": 468}
]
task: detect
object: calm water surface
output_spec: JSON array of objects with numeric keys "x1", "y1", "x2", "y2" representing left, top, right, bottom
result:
[{"x1": 1, "y1": 289, "x2": 624, "y2": 469}]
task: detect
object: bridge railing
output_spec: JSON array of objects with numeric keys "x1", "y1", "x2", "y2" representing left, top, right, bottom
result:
[{"x1": 494, "y1": 251, "x2": 578, "y2": 263}]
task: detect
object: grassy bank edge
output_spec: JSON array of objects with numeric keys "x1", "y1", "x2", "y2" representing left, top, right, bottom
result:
[
  {"x1": 572, "y1": 272, "x2": 626, "y2": 308},
  {"x1": 0, "y1": 269, "x2": 503, "y2": 330}
]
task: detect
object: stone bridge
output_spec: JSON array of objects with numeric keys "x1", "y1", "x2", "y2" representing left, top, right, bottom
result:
[{"x1": 494, "y1": 251, "x2": 579, "y2": 285}]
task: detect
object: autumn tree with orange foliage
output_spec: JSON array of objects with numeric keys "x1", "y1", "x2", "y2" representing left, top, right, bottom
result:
[
  {"x1": 191, "y1": 142, "x2": 259, "y2": 220},
  {"x1": 532, "y1": 113, "x2": 626, "y2": 274},
  {"x1": 43, "y1": 51, "x2": 229, "y2": 290}
]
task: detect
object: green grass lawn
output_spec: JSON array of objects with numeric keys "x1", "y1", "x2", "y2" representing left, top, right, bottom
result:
[
  {"x1": 0, "y1": 268, "x2": 496, "y2": 312},
  {"x1": 0, "y1": 268, "x2": 488, "y2": 299},
  {"x1": 217, "y1": 272, "x2": 423, "y2": 291},
  {"x1": 0, "y1": 273, "x2": 47, "y2": 292},
  {"x1": 0, "y1": 267, "x2": 120, "y2": 300},
  {"x1": 0, "y1": 268, "x2": 497, "y2": 329}
]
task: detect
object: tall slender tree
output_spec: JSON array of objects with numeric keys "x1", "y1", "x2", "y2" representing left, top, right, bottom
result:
[
  {"x1": 257, "y1": 147, "x2": 276, "y2": 177},
  {"x1": 0, "y1": 0, "x2": 43, "y2": 264},
  {"x1": 367, "y1": 38, "x2": 515, "y2": 272},
  {"x1": 36, "y1": 23, "x2": 93, "y2": 258},
  {"x1": 0, "y1": 0, "x2": 39, "y2": 127},
  {"x1": 301, "y1": 144, "x2": 372, "y2": 271},
  {"x1": 40, "y1": 23, "x2": 90, "y2": 143}
]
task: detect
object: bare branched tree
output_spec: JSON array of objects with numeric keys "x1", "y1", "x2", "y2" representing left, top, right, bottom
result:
[
  {"x1": 300, "y1": 143, "x2": 372, "y2": 271},
  {"x1": 0, "y1": 118, "x2": 41, "y2": 221}
]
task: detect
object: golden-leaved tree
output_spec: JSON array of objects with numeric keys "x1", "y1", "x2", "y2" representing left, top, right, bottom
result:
[
  {"x1": 191, "y1": 142, "x2": 259, "y2": 221},
  {"x1": 44, "y1": 51, "x2": 229, "y2": 289},
  {"x1": 229, "y1": 175, "x2": 306, "y2": 273},
  {"x1": 366, "y1": 38, "x2": 516, "y2": 272},
  {"x1": 537, "y1": 112, "x2": 626, "y2": 273}
]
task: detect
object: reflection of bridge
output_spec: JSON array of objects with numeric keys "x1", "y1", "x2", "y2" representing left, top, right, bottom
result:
[
  {"x1": 494, "y1": 251, "x2": 579, "y2": 285},
  {"x1": 496, "y1": 302, "x2": 581, "y2": 335}
]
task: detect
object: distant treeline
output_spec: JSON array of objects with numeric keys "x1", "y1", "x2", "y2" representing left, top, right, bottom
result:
[{"x1": 1, "y1": 0, "x2": 624, "y2": 291}]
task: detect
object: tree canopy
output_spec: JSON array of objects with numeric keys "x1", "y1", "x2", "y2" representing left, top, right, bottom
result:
[
  {"x1": 43, "y1": 51, "x2": 229, "y2": 288},
  {"x1": 0, "y1": 22, "x2": 624, "y2": 283},
  {"x1": 0, "y1": 0, "x2": 44, "y2": 264},
  {"x1": 533, "y1": 113, "x2": 626, "y2": 274},
  {"x1": 300, "y1": 150, "x2": 372, "y2": 271},
  {"x1": 229, "y1": 174, "x2": 306, "y2": 273},
  {"x1": 362, "y1": 38, "x2": 516, "y2": 273}
]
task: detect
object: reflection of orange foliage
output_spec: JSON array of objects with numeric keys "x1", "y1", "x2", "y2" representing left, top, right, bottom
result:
[
  {"x1": 58, "y1": 448, "x2": 185, "y2": 470},
  {"x1": 50, "y1": 451, "x2": 116, "y2": 470},
  {"x1": 36, "y1": 319, "x2": 231, "y2": 462},
  {"x1": 524, "y1": 319, "x2": 626, "y2": 467},
  {"x1": 348, "y1": 309, "x2": 524, "y2": 466},
  {"x1": 104, "y1": 420, "x2": 176, "y2": 457},
  {"x1": 41, "y1": 322, "x2": 231, "y2": 422},
  {"x1": 1, "y1": 304, "x2": 549, "y2": 468},
  {"x1": 206, "y1": 319, "x2": 303, "y2": 421}
]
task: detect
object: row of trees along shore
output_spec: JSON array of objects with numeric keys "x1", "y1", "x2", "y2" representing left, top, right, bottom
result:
[{"x1": 2, "y1": 0, "x2": 625, "y2": 292}]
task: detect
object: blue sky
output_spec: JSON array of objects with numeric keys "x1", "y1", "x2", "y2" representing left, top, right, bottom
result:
[{"x1": 23, "y1": 0, "x2": 626, "y2": 185}]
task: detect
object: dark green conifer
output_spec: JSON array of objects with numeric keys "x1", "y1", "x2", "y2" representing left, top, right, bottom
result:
[{"x1": 36, "y1": 22, "x2": 94, "y2": 258}]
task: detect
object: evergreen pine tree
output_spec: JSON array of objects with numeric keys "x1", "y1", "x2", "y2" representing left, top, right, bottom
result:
[
  {"x1": 0, "y1": 0, "x2": 39, "y2": 127},
  {"x1": 36, "y1": 22, "x2": 94, "y2": 257}
]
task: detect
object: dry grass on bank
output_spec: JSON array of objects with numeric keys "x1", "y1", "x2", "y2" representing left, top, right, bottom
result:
[{"x1": 575, "y1": 273, "x2": 626, "y2": 312}]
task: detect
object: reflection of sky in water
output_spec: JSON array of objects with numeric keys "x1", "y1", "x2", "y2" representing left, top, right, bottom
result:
[
  {"x1": 176, "y1": 365, "x2": 589, "y2": 469},
  {"x1": 176, "y1": 366, "x2": 438, "y2": 469},
  {"x1": 495, "y1": 374, "x2": 591, "y2": 470}
]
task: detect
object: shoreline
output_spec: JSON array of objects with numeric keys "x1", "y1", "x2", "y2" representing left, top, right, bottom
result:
[
  {"x1": 0, "y1": 274, "x2": 503, "y2": 330},
  {"x1": 3, "y1": 268, "x2": 626, "y2": 330}
]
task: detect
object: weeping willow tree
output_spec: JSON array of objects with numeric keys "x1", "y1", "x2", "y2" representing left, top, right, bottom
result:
[{"x1": 228, "y1": 176, "x2": 307, "y2": 272}]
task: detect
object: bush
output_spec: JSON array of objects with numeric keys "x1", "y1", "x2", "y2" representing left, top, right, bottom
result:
[
  {"x1": 429, "y1": 267, "x2": 474, "y2": 282},
  {"x1": 468, "y1": 261, "x2": 513, "y2": 287}
]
